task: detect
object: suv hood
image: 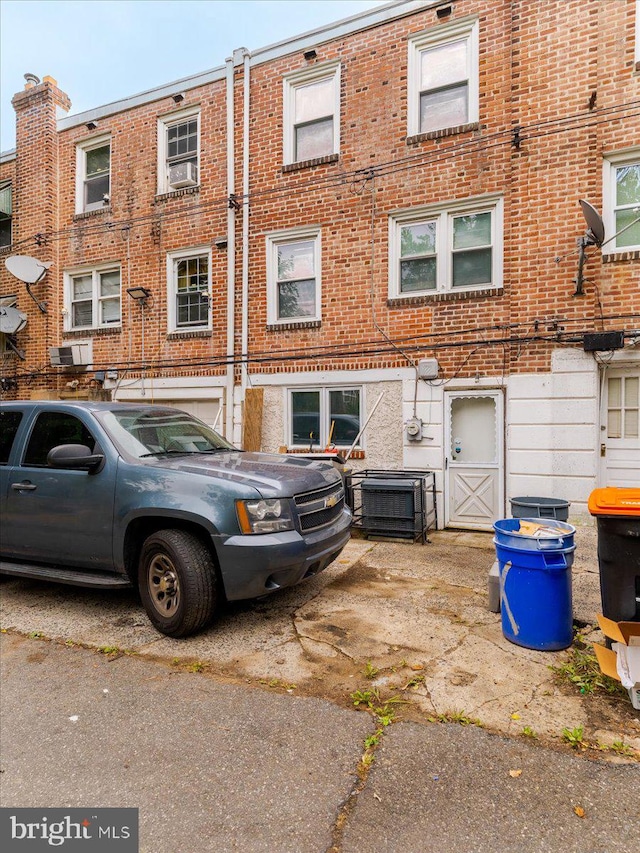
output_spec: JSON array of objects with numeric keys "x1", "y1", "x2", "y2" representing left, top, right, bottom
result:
[{"x1": 143, "y1": 451, "x2": 342, "y2": 497}]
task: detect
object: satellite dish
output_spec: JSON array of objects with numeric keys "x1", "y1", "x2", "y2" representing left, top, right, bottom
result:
[
  {"x1": 0, "y1": 305, "x2": 28, "y2": 334},
  {"x1": 5, "y1": 255, "x2": 53, "y2": 284},
  {"x1": 579, "y1": 200, "x2": 605, "y2": 247}
]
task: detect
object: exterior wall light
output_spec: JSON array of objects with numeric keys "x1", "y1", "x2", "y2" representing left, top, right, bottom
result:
[{"x1": 126, "y1": 286, "x2": 151, "y2": 305}]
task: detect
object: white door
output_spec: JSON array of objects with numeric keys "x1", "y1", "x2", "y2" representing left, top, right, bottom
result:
[
  {"x1": 445, "y1": 390, "x2": 504, "y2": 530},
  {"x1": 601, "y1": 370, "x2": 640, "y2": 487},
  {"x1": 161, "y1": 400, "x2": 222, "y2": 432}
]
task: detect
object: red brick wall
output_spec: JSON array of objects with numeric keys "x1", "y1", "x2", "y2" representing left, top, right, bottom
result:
[{"x1": 1, "y1": 0, "x2": 637, "y2": 397}]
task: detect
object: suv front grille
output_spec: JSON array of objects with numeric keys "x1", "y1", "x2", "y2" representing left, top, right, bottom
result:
[{"x1": 295, "y1": 482, "x2": 345, "y2": 532}]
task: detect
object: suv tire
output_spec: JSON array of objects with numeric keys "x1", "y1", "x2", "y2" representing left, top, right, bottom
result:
[{"x1": 138, "y1": 529, "x2": 218, "y2": 638}]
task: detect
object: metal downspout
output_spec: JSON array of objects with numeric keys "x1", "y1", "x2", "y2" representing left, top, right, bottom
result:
[
  {"x1": 225, "y1": 55, "x2": 236, "y2": 441},
  {"x1": 241, "y1": 50, "x2": 251, "y2": 392}
]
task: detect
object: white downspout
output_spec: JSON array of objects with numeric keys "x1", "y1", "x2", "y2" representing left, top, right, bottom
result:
[
  {"x1": 225, "y1": 55, "x2": 236, "y2": 442},
  {"x1": 241, "y1": 49, "x2": 251, "y2": 392}
]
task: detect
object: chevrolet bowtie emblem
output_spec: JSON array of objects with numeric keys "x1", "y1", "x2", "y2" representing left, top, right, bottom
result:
[{"x1": 325, "y1": 494, "x2": 338, "y2": 508}]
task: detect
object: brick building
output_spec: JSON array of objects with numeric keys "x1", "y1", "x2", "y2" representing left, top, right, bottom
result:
[{"x1": 1, "y1": 0, "x2": 638, "y2": 529}]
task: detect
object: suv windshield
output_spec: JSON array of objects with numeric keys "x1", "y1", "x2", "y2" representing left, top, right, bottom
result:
[{"x1": 100, "y1": 408, "x2": 237, "y2": 459}]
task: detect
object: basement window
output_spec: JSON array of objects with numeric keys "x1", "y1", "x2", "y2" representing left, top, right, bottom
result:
[{"x1": 288, "y1": 387, "x2": 361, "y2": 448}]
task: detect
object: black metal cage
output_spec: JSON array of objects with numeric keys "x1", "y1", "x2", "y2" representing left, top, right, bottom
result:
[{"x1": 347, "y1": 469, "x2": 437, "y2": 543}]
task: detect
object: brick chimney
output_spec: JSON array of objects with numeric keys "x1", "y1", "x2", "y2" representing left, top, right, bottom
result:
[{"x1": 10, "y1": 76, "x2": 71, "y2": 379}]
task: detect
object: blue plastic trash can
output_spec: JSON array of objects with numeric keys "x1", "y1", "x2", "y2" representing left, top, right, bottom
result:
[{"x1": 493, "y1": 517, "x2": 576, "y2": 651}]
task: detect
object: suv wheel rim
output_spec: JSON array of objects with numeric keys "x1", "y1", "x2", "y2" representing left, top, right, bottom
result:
[{"x1": 148, "y1": 553, "x2": 180, "y2": 618}]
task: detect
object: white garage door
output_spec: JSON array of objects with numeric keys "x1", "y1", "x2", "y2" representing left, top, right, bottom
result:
[{"x1": 161, "y1": 400, "x2": 222, "y2": 432}]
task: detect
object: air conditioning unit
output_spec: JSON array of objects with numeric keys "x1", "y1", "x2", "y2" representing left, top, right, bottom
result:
[
  {"x1": 49, "y1": 343, "x2": 91, "y2": 367},
  {"x1": 361, "y1": 478, "x2": 423, "y2": 537},
  {"x1": 168, "y1": 162, "x2": 198, "y2": 189}
]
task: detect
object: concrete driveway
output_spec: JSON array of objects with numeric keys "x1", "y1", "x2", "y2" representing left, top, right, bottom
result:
[{"x1": 1, "y1": 524, "x2": 638, "y2": 754}]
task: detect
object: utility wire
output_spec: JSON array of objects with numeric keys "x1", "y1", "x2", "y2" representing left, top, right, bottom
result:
[{"x1": 7, "y1": 100, "x2": 639, "y2": 253}]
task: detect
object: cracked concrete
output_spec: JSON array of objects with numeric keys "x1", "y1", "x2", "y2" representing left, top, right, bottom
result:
[{"x1": 1, "y1": 524, "x2": 638, "y2": 756}]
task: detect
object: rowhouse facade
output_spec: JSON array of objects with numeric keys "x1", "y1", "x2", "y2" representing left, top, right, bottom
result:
[{"x1": 1, "y1": 0, "x2": 639, "y2": 529}]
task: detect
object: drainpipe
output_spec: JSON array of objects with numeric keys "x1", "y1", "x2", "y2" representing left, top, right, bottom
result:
[
  {"x1": 225, "y1": 55, "x2": 236, "y2": 442},
  {"x1": 241, "y1": 49, "x2": 251, "y2": 392}
]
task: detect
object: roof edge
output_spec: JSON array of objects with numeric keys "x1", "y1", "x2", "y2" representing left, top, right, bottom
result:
[{"x1": 54, "y1": 0, "x2": 437, "y2": 135}]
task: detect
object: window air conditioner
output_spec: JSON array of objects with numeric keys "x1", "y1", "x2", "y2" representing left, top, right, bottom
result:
[
  {"x1": 168, "y1": 162, "x2": 198, "y2": 189},
  {"x1": 49, "y1": 344, "x2": 91, "y2": 367}
]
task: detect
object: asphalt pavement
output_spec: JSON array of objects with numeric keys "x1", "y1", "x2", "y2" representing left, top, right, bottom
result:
[{"x1": 1, "y1": 632, "x2": 639, "y2": 853}]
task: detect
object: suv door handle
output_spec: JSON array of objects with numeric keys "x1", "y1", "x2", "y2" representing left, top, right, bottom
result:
[{"x1": 11, "y1": 481, "x2": 37, "y2": 491}]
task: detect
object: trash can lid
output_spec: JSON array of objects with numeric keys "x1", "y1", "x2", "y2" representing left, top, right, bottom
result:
[{"x1": 588, "y1": 487, "x2": 640, "y2": 516}]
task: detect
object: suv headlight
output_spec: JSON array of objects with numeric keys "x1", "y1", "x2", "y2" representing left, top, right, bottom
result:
[{"x1": 236, "y1": 499, "x2": 295, "y2": 534}]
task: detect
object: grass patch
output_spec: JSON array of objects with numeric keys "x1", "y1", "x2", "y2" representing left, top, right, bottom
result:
[
  {"x1": 561, "y1": 725, "x2": 585, "y2": 749},
  {"x1": 551, "y1": 634, "x2": 628, "y2": 698},
  {"x1": 428, "y1": 710, "x2": 483, "y2": 727}
]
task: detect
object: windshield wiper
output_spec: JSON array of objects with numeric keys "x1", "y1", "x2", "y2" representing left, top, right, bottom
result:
[{"x1": 139, "y1": 447, "x2": 235, "y2": 458}]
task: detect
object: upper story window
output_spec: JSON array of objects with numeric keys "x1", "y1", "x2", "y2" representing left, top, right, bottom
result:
[
  {"x1": 158, "y1": 107, "x2": 200, "y2": 194},
  {"x1": 266, "y1": 227, "x2": 321, "y2": 324},
  {"x1": 76, "y1": 136, "x2": 110, "y2": 214},
  {"x1": 166, "y1": 248, "x2": 211, "y2": 333},
  {"x1": 64, "y1": 265, "x2": 121, "y2": 331},
  {"x1": 389, "y1": 196, "x2": 503, "y2": 298},
  {"x1": 603, "y1": 150, "x2": 640, "y2": 253},
  {"x1": 283, "y1": 62, "x2": 340, "y2": 165},
  {"x1": 407, "y1": 17, "x2": 479, "y2": 137},
  {"x1": 0, "y1": 182, "x2": 12, "y2": 247}
]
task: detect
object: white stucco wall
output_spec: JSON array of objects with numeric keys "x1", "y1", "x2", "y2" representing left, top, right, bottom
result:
[
  {"x1": 253, "y1": 367, "x2": 410, "y2": 472},
  {"x1": 252, "y1": 346, "x2": 637, "y2": 528},
  {"x1": 507, "y1": 349, "x2": 599, "y2": 520}
]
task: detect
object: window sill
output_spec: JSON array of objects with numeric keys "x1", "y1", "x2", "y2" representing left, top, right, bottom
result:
[
  {"x1": 602, "y1": 250, "x2": 640, "y2": 263},
  {"x1": 281, "y1": 447, "x2": 365, "y2": 460},
  {"x1": 267, "y1": 320, "x2": 321, "y2": 331},
  {"x1": 282, "y1": 153, "x2": 339, "y2": 173},
  {"x1": 73, "y1": 207, "x2": 111, "y2": 221},
  {"x1": 166, "y1": 330, "x2": 212, "y2": 340},
  {"x1": 406, "y1": 122, "x2": 480, "y2": 145},
  {"x1": 388, "y1": 286, "x2": 503, "y2": 307},
  {"x1": 155, "y1": 186, "x2": 200, "y2": 202},
  {"x1": 63, "y1": 326, "x2": 121, "y2": 337}
]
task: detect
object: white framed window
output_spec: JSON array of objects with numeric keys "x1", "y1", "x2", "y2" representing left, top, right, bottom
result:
[
  {"x1": 283, "y1": 62, "x2": 340, "y2": 165},
  {"x1": 266, "y1": 227, "x2": 321, "y2": 324},
  {"x1": 166, "y1": 247, "x2": 211, "y2": 333},
  {"x1": 157, "y1": 107, "x2": 200, "y2": 194},
  {"x1": 288, "y1": 387, "x2": 362, "y2": 448},
  {"x1": 64, "y1": 265, "x2": 121, "y2": 331},
  {"x1": 408, "y1": 17, "x2": 479, "y2": 137},
  {"x1": 75, "y1": 135, "x2": 111, "y2": 214},
  {"x1": 603, "y1": 150, "x2": 640, "y2": 253},
  {"x1": 0, "y1": 182, "x2": 11, "y2": 247},
  {"x1": 389, "y1": 196, "x2": 503, "y2": 297}
]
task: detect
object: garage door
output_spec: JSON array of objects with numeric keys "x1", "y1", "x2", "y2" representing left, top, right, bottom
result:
[{"x1": 161, "y1": 400, "x2": 222, "y2": 432}]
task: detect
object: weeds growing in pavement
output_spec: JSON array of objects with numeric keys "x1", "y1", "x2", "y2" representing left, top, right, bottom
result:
[{"x1": 551, "y1": 634, "x2": 627, "y2": 697}]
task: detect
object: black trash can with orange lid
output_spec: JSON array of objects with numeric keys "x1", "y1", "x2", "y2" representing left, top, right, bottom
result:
[{"x1": 588, "y1": 487, "x2": 640, "y2": 622}]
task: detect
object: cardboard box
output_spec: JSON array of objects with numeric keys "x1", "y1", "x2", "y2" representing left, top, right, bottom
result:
[{"x1": 593, "y1": 615, "x2": 640, "y2": 711}]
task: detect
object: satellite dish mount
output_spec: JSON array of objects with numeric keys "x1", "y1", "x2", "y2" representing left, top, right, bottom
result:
[
  {"x1": 4, "y1": 255, "x2": 52, "y2": 313},
  {"x1": 574, "y1": 200, "x2": 605, "y2": 297}
]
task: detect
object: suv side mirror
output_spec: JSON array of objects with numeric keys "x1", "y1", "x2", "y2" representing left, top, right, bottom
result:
[{"x1": 47, "y1": 444, "x2": 105, "y2": 473}]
